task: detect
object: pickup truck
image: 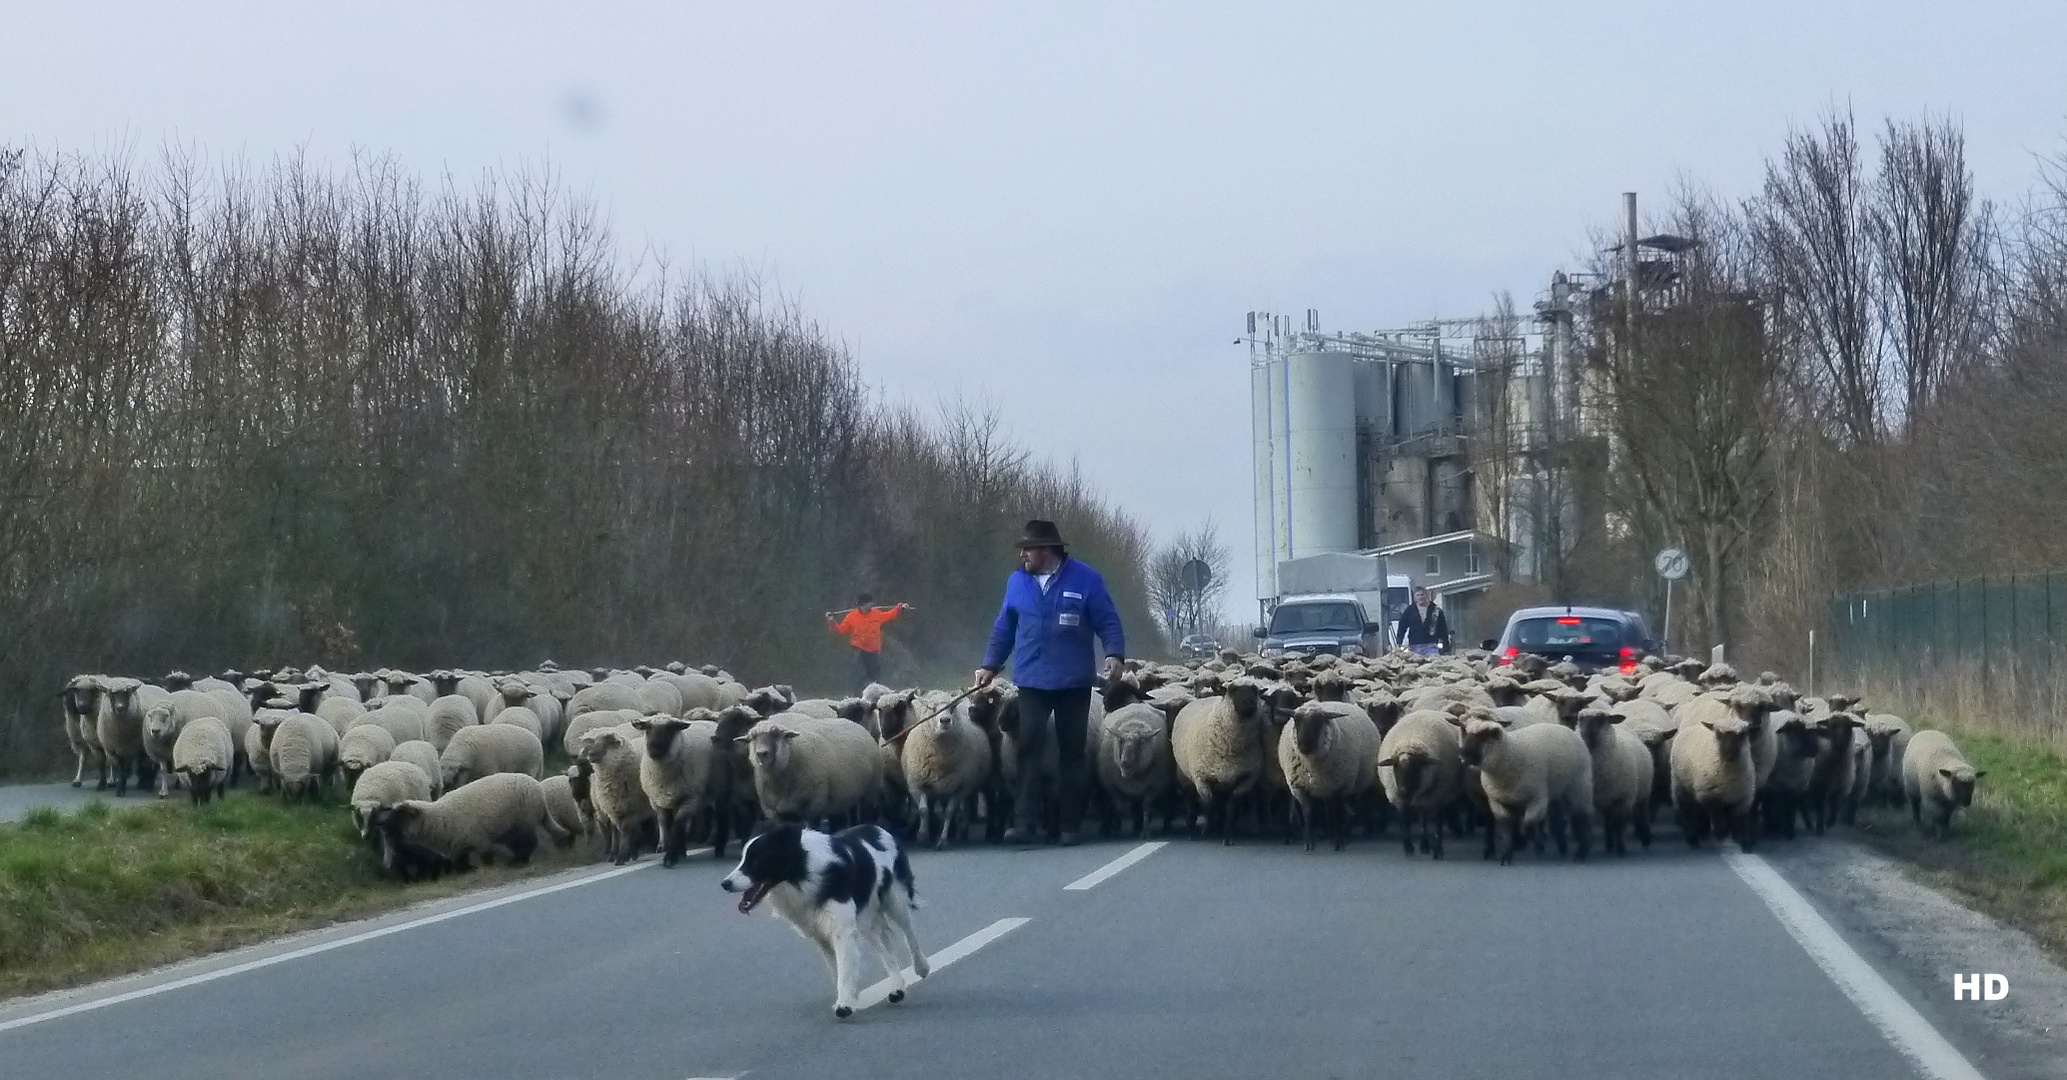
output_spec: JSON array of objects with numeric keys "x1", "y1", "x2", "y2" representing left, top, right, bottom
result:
[{"x1": 1254, "y1": 594, "x2": 1384, "y2": 660}]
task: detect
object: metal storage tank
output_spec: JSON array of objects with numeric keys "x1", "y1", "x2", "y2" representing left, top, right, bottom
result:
[
  {"x1": 1251, "y1": 357, "x2": 1284, "y2": 598},
  {"x1": 1284, "y1": 350, "x2": 1358, "y2": 558}
]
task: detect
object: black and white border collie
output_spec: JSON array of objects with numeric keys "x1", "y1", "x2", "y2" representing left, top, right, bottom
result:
[{"x1": 721, "y1": 822, "x2": 931, "y2": 1018}]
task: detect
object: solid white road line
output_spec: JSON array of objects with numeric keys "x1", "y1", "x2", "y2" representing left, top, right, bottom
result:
[
  {"x1": 1726, "y1": 852, "x2": 1987, "y2": 1080},
  {"x1": 0, "y1": 851, "x2": 707, "y2": 1035},
  {"x1": 1063, "y1": 841, "x2": 1167, "y2": 891},
  {"x1": 854, "y1": 916, "x2": 1030, "y2": 1011}
]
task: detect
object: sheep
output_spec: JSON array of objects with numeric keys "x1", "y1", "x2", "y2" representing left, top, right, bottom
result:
[
  {"x1": 1758, "y1": 712, "x2": 1820, "y2": 840},
  {"x1": 171, "y1": 716, "x2": 236, "y2": 806},
  {"x1": 738, "y1": 712, "x2": 886, "y2": 826},
  {"x1": 1610, "y1": 697, "x2": 1679, "y2": 820},
  {"x1": 900, "y1": 697, "x2": 995, "y2": 850},
  {"x1": 1376, "y1": 709, "x2": 1465, "y2": 859},
  {"x1": 705, "y1": 704, "x2": 763, "y2": 857},
  {"x1": 1457, "y1": 716, "x2": 1594, "y2": 864},
  {"x1": 1569, "y1": 707, "x2": 1653, "y2": 855},
  {"x1": 563, "y1": 708, "x2": 640, "y2": 758},
  {"x1": 636, "y1": 678, "x2": 685, "y2": 717},
  {"x1": 349, "y1": 759, "x2": 435, "y2": 837},
  {"x1": 317, "y1": 694, "x2": 366, "y2": 738},
  {"x1": 1669, "y1": 694, "x2": 1760, "y2": 850},
  {"x1": 567, "y1": 682, "x2": 643, "y2": 720},
  {"x1": 490, "y1": 705, "x2": 545, "y2": 741},
  {"x1": 382, "y1": 670, "x2": 438, "y2": 705},
  {"x1": 1170, "y1": 676, "x2": 1273, "y2": 844},
  {"x1": 59, "y1": 675, "x2": 109, "y2": 789},
  {"x1": 1803, "y1": 713, "x2": 1864, "y2": 834},
  {"x1": 1276, "y1": 701, "x2": 1380, "y2": 852},
  {"x1": 142, "y1": 689, "x2": 230, "y2": 798},
  {"x1": 425, "y1": 694, "x2": 481, "y2": 752},
  {"x1": 338, "y1": 723, "x2": 397, "y2": 789},
  {"x1": 1903, "y1": 729, "x2": 1985, "y2": 840},
  {"x1": 1092, "y1": 693, "x2": 1182, "y2": 839},
  {"x1": 430, "y1": 671, "x2": 500, "y2": 730},
  {"x1": 368, "y1": 773, "x2": 568, "y2": 880},
  {"x1": 98, "y1": 677, "x2": 169, "y2": 796},
  {"x1": 440, "y1": 723, "x2": 545, "y2": 790},
  {"x1": 271, "y1": 714, "x2": 341, "y2": 802},
  {"x1": 353, "y1": 702, "x2": 430, "y2": 746},
  {"x1": 540, "y1": 772, "x2": 587, "y2": 844},
  {"x1": 742, "y1": 685, "x2": 797, "y2": 717},
  {"x1": 493, "y1": 678, "x2": 565, "y2": 745},
  {"x1": 576, "y1": 725, "x2": 657, "y2": 865},
  {"x1": 871, "y1": 689, "x2": 923, "y2": 827},
  {"x1": 389, "y1": 740, "x2": 446, "y2": 799},
  {"x1": 245, "y1": 710, "x2": 291, "y2": 794},
  {"x1": 631, "y1": 712, "x2": 719, "y2": 867},
  {"x1": 1864, "y1": 713, "x2": 1914, "y2": 807}
]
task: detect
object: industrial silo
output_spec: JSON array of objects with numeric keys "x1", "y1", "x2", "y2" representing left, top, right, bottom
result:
[{"x1": 1284, "y1": 350, "x2": 1358, "y2": 559}]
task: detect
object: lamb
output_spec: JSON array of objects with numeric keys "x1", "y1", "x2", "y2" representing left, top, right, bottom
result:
[
  {"x1": 631, "y1": 712, "x2": 719, "y2": 867},
  {"x1": 738, "y1": 712, "x2": 886, "y2": 825},
  {"x1": 1863, "y1": 713, "x2": 1914, "y2": 806},
  {"x1": 1457, "y1": 714, "x2": 1594, "y2": 864},
  {"x1": 1902, "y1": 729, "x2": 1985, "y2": 840},
  {"x1": 349, "y1": 759, "x2": 435, "y2": 837},
  {"x1": 899, "y1": 697, "x2": 995, "y2": 850},
  {"x1": 1376, "y1": 709, "x2": 1464, "y2": 859},
  {"x1": 368, "y1": 773, "x2": 568, "y2": 880},
  {"x1": 271, "y1": 713, "x2": 341, "y2": 802},
  {"x1": 489, "y1": 705, "x2": 545, "y2": 741},
  {"x1": 1276, "y1": 701, "x2": 1380, "y2": 852},
  {"x1": 539, "y1": 772, "x2": 587, "y2": 843},
  {"x1": 388, "y1": 740, "x2": 446, "y2": 799},
  {"x1": 99, "y1": 678, "x2": 170, "y2": 796},
  {"x1": 60, "y1": 675, "x2": 109, "y2": 789},
  {"x1": 1170, "y1": 676, "x2": 1273, "y2": 844},
  {"x1": 1669, "y1": 693, "x2": 1760, "y2": 849},
  {"x1": 440, "y1": 723, "x2": 545, "y2": 790},
  {"x1": 338, "y1": 723, "x2": 397, "y2": 789},
  {"x1": 143, "y1": 689, "x2": 230, "y2": 798},
  {"x1": 576, "y1": 725, "x2": 657, "y2": 865},
  {"x1": 425, "y1": 694, "x2": 481, "y2": 752},
  {"x1": 1569, "y1": 707, "x2": 1653, "y2": 855},
  {"x1": 171, "y1": 716, "x2": 236, "y2": 806}
]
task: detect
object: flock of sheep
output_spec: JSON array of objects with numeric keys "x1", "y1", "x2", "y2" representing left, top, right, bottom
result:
[{"x1": 49, "y1": 647, "x2": 1986, "y2": 877}]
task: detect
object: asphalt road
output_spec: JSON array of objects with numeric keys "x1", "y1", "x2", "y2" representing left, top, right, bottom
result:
[
  {"x1": 0, "y1": 829, "x2": 2000, "y2": 1080},
  {"x1": 0, "y1": 781, "x2": 101, "y2": 823}
]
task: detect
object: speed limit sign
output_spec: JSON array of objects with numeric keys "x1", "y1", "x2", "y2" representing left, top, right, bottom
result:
[{"x1": 1654, "y1": 547, "x2": 1689, "y2": 580}]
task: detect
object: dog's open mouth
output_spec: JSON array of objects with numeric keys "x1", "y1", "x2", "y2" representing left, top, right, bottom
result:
[{"x1": 736, "y1": 880, "x2": 772, "y2": 914}]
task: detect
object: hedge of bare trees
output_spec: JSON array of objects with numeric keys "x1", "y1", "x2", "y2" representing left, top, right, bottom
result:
[{"x1": 0, "y1": 147, "x2": 1153, "y2": 773}]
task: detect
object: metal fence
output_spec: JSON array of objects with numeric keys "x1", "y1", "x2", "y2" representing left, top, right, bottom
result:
[{"x1": 1826, "y1": 574, "x2": 2067, "y2": 749}]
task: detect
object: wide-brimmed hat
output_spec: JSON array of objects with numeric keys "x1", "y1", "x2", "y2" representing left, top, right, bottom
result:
[{"x1": 1013, "y1": 519, "x2": 1067, "y2": 550}]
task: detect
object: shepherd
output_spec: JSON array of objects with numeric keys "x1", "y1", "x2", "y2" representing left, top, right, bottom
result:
[
  {"x1": 972, "y1": 519, "x2": 1126, "y2": 847},
  {"x1": 828, "y1": 593, "x2": 912, "y2": 689}
]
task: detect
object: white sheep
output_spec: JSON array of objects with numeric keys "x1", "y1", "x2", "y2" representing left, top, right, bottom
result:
[
  {"x1": 381, "y1": 670, "x2": 438, "y2": 705},
  {"x1": 1669, "y1": 693, "x2": 1760, "y2": 849},
  {"x1": 1376, "y1": 708, "x2": 1464, "y2": 859},
  {"x1": 431, "y1": 671, "x2": 500, "y2": 730},
  {"x1": 388, "y1": 740, "x2": 446, "y2": 799},
  {"x1": 576, "y1": 724, "x2": 657, "y2": 865},
  {"x1": 271, "y1": 714, "x2": 341, "y2": 801},
  {"x1": 349, "y1": 759, "x2": 435, "y2": 837},
  {"x1": 356, "y1": 697, "x2": 431, "y2": 745},
  {"x1": 368, "y1": 773, "x2": 568, "y2": 880},
  {"x1": 1457, "y1": 716, "x2": 1594, "y2": 864},
  {"x1": 539, "y1": 772, "x2": 587, "y2": 844},
  {"x1": 1902, "y1": 729, "x2": 1984, "y2": 840},
  {"x1": 143, "y1": 689, "x2": 230, "y2": 798},
  {"x1": 425, "y1": 694, "x2": 481, "y2": 752},
  {"x1": 98, "y1": 677, "x2": 170, "y2": 796},
  {"x1": 568, "y1": 682, "x2": 645, "y2": 719},
  {"x1": 1092, "y1": 696, "x2": 1181, "y2": 839},
  {"x1": 317, "y1": 694, "x2": 366, "y2": 738},
  {"x1": 338, "y1": 723, "x2": 397, "y2": 789},
  {"x1": 738, "y1": 712, "x2": 885, "y2": 826},
  {"x1": 489, "y1": 705, "x2": 545, "y2": 741},
  {"x1": 900, "y1": 698, "x2": 994, "y2": 850},
  {"x1": 1570, "y1": 706, "x2": 1653, "y2": 855},
  {"x1": 563, "y1": 707, "x2": 640, "y2": 758},
  {"x1": 1170, "y1": 676, "x2": 1273, "y2": 844},
  {"x1": 1804, "y1": 712, "x2": 1865, "y2": 834},
  {"x1": 1277, "y1": 701, "x2": 1380, "y2": 852},
  {"x1": 60, "y1": 675, "x2": 109, "y2": 789},
  {"x1": 630, "y1": 712, "x2": 719, "y2": 867},
  {"x1": 171, "y1": 716, "x2": 236, "y2": 806},
  {"x1": 1758, "y1": 711, "x2": 1820, "y2": 839},
  {"x1": 1864, "y1": 713, "x2": 1913, "y2": 807},
  {"x1": 440, "y1": 723, "x2": 545, "y2": 790}
]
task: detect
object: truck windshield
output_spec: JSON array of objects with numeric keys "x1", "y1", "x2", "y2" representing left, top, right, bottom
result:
[{"x1": 1270, "y1": 602, "x2": 1362, "y2": 635}]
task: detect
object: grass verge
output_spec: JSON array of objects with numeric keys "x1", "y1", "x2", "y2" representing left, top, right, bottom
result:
[
  {"x1": 1846, "y1": 723, "x2": 2067, "y2": 965},
  {"x1": 0, "y1": 790, "x2": 593, "y2": 1001}
]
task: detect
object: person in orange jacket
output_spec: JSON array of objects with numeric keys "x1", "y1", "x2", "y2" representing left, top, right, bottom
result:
[{"x1": 828, "y1": 592, "x2": 911, "y2": 688}]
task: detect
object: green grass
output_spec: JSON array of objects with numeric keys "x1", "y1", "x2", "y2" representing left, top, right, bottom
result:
[
  {"x1": 0, "y1": 789, "x2": 592, "y2": 1000},
  {"x1": 1848, "y1": 726, "x2": 2067, "y2": 962}
]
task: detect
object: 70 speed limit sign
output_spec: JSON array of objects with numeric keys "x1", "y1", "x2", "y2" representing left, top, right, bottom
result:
[{"x1": 1654, "y1": 547, "x2": 1689, "y2": 580}]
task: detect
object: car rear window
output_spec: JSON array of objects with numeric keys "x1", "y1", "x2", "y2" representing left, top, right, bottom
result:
[
  {"x1": 1509, "y1": 616, "x2": 1629, "y2": 650},
  {"x1": 1270, "y1": 602, "x2": 1361, "y2": 635}
]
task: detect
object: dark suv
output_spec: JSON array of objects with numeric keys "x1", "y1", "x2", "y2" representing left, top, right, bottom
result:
[{"x1": 1491, "y1": 606, "x2": 1656, "y2": 674}]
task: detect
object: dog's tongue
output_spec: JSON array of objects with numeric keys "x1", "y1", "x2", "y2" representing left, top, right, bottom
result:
[{"x1": 737, "y1": 882, "x2": 770, "y2": 914}]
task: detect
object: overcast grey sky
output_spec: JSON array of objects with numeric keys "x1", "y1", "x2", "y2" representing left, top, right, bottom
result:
[{"x1": 8, "y1": 2, "x2": 2065, "y2": 621}]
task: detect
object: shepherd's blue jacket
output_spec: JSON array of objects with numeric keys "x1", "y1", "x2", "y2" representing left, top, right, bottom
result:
[{"x1": 981, "y1": 557, "x2": 1126, "y2": 690}]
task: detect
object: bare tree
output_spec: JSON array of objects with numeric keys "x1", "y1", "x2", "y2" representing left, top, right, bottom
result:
[{"x1": 1146, "y1": 521, "x2": 1231, "y2": 642}]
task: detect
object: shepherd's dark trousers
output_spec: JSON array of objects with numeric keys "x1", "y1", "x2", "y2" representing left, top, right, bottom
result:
[{"x1": 1012, "y1": 685, "x2": 1091, "y2": 834}]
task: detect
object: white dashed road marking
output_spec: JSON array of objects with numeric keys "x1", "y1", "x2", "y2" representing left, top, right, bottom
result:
[
  {"x1": 854, "y1": 917, "x2": 1031, "y2": 1011},
  {"x1": 1063, "y1": 841, "x2": 1167, "y2": 891},
  {"x1": 1727, "y1": 852, "x2": 1987, "y2": 1080}
]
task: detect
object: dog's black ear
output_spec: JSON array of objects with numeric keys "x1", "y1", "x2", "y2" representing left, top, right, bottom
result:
[{"x1": 748, "y1": 818, "x2": 779, "y2": 840}]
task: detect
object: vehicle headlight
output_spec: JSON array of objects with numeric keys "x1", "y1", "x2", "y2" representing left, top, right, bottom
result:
[
  {"x1": 1261, "y1": 647, "x2": 1283, "y2": 658},
  {"x1": 1343, "y1": 644, "x2": 1362, "y2": 656}
]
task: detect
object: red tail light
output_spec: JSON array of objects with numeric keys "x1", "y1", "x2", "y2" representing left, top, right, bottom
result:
[
  {"x1": 1620, "y1": 646, "x2": 1635, "y2": 659},
  {"x1": 1556, "y1": 617, "x2": 1582, "y2": 625},
  {"x1": 1500, "y1": 646, "x2": 1519, "y2": 664},
  {"x1": 1620, "y1": 662, "x2": 1638, "y2": 674}
]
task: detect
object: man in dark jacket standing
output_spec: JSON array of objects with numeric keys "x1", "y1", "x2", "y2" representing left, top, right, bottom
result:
[
  {"x1": 1394, "y1": 586, "x2": 1452, "y2": 656},
  {"x1": 973, "y1": 519, "x2": 1125, "y2": 847}
]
